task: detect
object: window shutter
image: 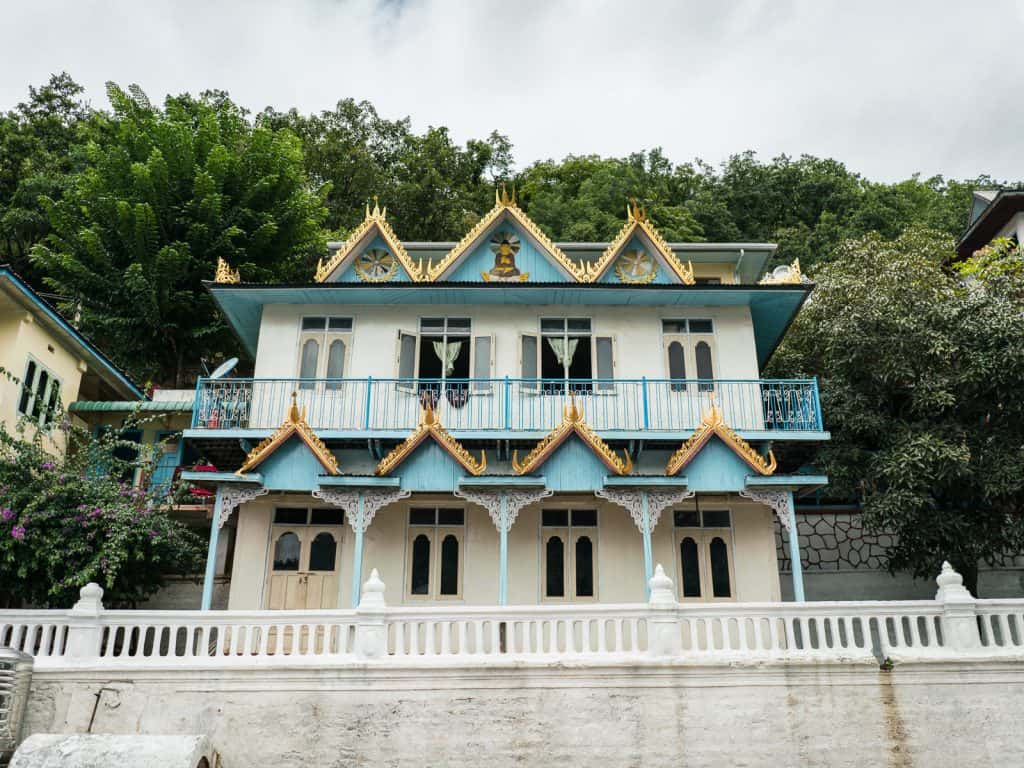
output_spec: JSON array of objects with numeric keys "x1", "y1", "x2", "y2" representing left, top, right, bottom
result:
[
  {"x1": 520, "y1": 333, "x2": 538, "y2": 392},
  {"x1": 595, "y1": 336, "x2": 615, "y2": 392},
  {"x1": 472, "y1": 335, "x2": 493, "y2": 393},
  {"x1": 396, "y1": 329, "x2": 418, "y2": 393}
]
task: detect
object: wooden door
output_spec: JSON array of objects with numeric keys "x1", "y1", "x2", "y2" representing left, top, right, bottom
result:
[{"x1": 267, "y1": 526, "x2": 342, "y2": 610}]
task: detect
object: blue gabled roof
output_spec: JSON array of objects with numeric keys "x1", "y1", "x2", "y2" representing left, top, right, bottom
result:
[{"x1": 0, "y1": 266, "x2": 145, "y2": 400}]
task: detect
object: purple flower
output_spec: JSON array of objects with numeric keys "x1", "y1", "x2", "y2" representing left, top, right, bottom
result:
[
  {"x1": 0, "y1": 508, "x2": 13, "y2": 522},
  {"x1": 41, "y1": 461, "x2": 55, "y2": 471},
  {"x1": 148, "y1": 530, "x2": 158, "y2": 539},
  {"x1": 11, "y1": 525, "x2": 25, "y2": 541}
]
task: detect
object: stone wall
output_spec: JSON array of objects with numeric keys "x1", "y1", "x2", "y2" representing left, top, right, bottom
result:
[{"x1": 21, "y1": 661, "x2": 1024, "y2": 767}]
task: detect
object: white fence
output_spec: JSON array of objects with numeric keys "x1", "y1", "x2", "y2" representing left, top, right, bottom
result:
[{"x1": 2, "y1": 564, "x2": 1022, "y2": 669}]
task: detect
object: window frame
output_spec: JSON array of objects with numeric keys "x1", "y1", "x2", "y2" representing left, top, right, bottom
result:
[
  {"x1": 404, "y1": 506, "x2": 466, "y2": 601},
  {"x1": 672, "y1": 505, "x2": 736, "y2": 603},
  {"x1": 17, "y1": 355, "x2": 62, "y2": 428},
  {"x1": 296, "y1": 315, "x2": 355, "y2": 385},
  {"x1": 659, "y1": 317, "x2": 718, "y2": 392},
  {"x1": 394, "y1": 317, "x2": 492, "y2": 395},
  {"x1": 539, "y1": 505, "x2": 599, "y2": 602}
]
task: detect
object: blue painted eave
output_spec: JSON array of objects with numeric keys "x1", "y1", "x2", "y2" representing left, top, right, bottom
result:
[
  {"x1": 317, "y1": 475, "x2": 402, "y2": 487},
  {"x1": 457, "y1": 475, "x2": 547, "y2": 487},
  {"x1": 206, "y1": 281, "x2": 812, "y2": 368},
  {"x1": 602, "y1": 475, "x2": 690, "y2": 487},
  {"x1": 180, "y1": 470, "x2": 262, "y2": 484},
  {"x1": 745, "y1": 474, "x2": 829, "y2": 491}
]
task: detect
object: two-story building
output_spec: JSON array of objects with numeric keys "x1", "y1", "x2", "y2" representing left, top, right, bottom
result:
[{"x1": 183, "y1": 193, "x2": 828, "y2": 611}]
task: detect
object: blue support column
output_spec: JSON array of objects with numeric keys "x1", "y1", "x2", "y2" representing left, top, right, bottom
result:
[
  {"x1": 785, "y1": 490, "x2": 805, "y2": 602},
  {"x1": 498, "y1": 492, "x2": 509, "y2": 605},
  {"x1": 641, "y1": 492, "x2": 654, "y2": 599},
  {"x1": 350, "y1": 492, "x2": 365, "y2": 607},
  {"x1": 201, "y1": 485, "x2": 224, "y2": 611}
]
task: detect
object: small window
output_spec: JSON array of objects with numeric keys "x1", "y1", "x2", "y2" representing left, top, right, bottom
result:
[
  {"x1": 437, "y1": 508, "x2": 465, "y2": 526},
  {"x1": 302, "y1": 317, "x2": 327, "y2": 331},
  {"x1": 575, "y1": 536, "x2": 594, "y2": 597},
  {"x1": 695, "y1": 341, "x2": 714, "y2": 382},
  {"x1": 410, "y1": 534, "x2": 431, "y2": 595},
  {"x1": 409, "y1": 508, "x2": 437, "y2": 525},
  {"x1": 571, "y1": 509, "x2": 597, "y2": 527},
  {"x1": 662, "y1": 319, "x2": 687, "y2": 333},
  {"x1": 710, "y1": 537, "x2": 732, "y2": 598},
  {"x1": 542, "y1": 509, "x2": 569, "y2": 527},
  {"x1": 542, "y1": 508, "x2": 598, "y2": 600},
  {"x1": 674, "y1": 510, "x2": 734, "y2": 602},
  {"x1": 689, "y1": 319, "x2": 714, "y2": 333},
  {"x1": 673, "y1": 510, "x2": 700, "y2": 527},
  {"x1": 273, "y1": 532, "x2": 301, "y2": 571},
  {"x1": 310, "y1": 508, "x2": 345, "y2": 525},
  {"x1": 545, "y1": 536, "x2": 565, "y2": 598},
  {"x1": 440, "y1": 535, "x2": 460, "y2": 595},
  {"x1": 702, "y1": 510, "x2": 731, "y2": 527},
  {"x1": 326, "y1": 339, "x2": 346, "y2": 379},
  {"x1": 299, "y1": 339, "x2": 319, "y2": 380},
  {"x1": 18, "y1": 358, "x2": 61, "y2": 427},
  {"x1": 275, "y1": 508, "x2": 309, "y2": 525},
  {"x1": 309, "y1": 532, "x2": 337, "y2": 571},
  {"x1": 328, "y1": 317, "x2": 352, "y2": 332},
  {"x1": 680, "y1": 537, "x2": 701, "y2": 598},
  {"x1": 406, "y1": 506, "x2": 465, "y2": 599},
  {"x1": 17, "y1": 361, "x2": 36, "y2": 415}
]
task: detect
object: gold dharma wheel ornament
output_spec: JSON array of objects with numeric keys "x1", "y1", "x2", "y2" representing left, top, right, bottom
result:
[
  {"x1": 354, "y1": 248, "x2": 399, "y2": 282},
  {"x1": 615, "y1": 249, "x2": 658, "y2": 284}
]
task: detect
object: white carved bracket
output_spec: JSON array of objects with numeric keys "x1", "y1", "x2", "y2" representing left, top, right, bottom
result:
[
  {"x1": 454, "y1": 487, "x2": 553, "y2": 532},
  {"x1": 312, "y1": 487, "x2": 411, "y2": 533},
  {"x1": 738, "y1": 488, "x2": 792, "y2": 531},
  {"x1": 217, "y1": 484, "x2": 269, "y2": 529},
  {"x1": 596, "y1": 488, "x2": 695, "y2": 533}
]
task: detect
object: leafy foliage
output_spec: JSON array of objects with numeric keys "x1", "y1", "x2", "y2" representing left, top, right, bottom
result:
[
  {"x1": 29, "y1": 83, "x2": 328, "y2": 386},
  {"x1": 771, "y1": 229, "x2": 1024, "y2": 593},
  {"x1": 0, "y1": 418, "x2": 204, "y2": 608}
]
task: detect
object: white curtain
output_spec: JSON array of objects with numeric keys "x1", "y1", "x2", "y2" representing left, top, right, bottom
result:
[
  {"x1": 546, "y1": 337, "x2": 579, "y2": 368},
  {"x1": 432, "y1": 340, "x2": 463, "y2": 377}
]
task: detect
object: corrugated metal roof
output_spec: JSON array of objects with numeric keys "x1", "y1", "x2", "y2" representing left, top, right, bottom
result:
[{"x1": 69, "y1": 400, "x2": 193, "y2": 413}]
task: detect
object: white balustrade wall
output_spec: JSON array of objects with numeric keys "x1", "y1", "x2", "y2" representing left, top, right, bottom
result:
[{"x1": 2, "y1": 564, "x2": 1022, "y2": 669}]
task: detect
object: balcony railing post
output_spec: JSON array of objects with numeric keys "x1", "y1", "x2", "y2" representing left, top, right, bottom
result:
[
  {"x1": 66, "y1": 583, "x2": 105, "y2": 661},
  {"x1": 363, "y1": 376, "x2": 373, "y2": 431},
  {"x1": 504, "y1": 377, "x2": 512, "y2": 431},
  {"x1": 355, "y1": 568, "x2": 388, "y2": 659},
  {"x1": 811, "y1": 377, "x2": 822, "y2": 430},
  {"x1": 641, "y1": 377, "x2": 650, "y2": 431},
  {"x1": 191, "y1": 377, "x2": 203, "y2": 428},
  {"x1": 647, "y1": 564, "x2": 680, "y2": 658}
]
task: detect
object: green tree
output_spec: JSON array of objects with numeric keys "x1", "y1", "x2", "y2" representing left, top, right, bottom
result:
[
  {"x1": 30, "y1": 83, "x2": 328, "y2": 386},
  {"x1": 0, "y1": 418, "x2": 203, "y2": 608},
  {"x1": 770, "y1": 229, "x2": 1024, "y2": 594}
]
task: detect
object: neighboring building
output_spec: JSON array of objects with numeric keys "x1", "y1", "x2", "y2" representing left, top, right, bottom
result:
[
  {"x1": 183, "y1": 193, "x2": 828, "y2": 611},
  {"x1": 955, "y1": 188, "x2": 1024, "y2": 261},
  {"x1": 0, "y1": 265, "x2": 143, "y2": 451}
]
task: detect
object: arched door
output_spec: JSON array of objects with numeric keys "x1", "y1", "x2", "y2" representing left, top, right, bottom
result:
[{"x1": 267, "y1": 525, "x2": 342, "y2": 609}]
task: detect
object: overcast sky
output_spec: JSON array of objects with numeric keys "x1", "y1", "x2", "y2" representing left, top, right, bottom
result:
[{"x1": 3, "y1": 0, "x2": 1021, "y2": 182}]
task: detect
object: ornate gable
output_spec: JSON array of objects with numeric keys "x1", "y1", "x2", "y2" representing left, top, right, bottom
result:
[
  {"x1": 427, "y1": 186, "x2": 587, "y2": 282},
  {"x1": 665, "y1": 402, "x2": 776, "y2": 476},
  {"x1": 584, "y1": 201, "x2": 695, "y2": 285},
  {"x1": 375, "y1": 402, "x2": 486, "y2": 476},
  {"x1": 314, "y1": 198, "x2": 422, "y2": 283},
  {"x1": 237, "y1": 394, "x2": 339, "y2": 475},
  {"x1": 512, "y1": 398, "x2": 633, "y2": 475}
]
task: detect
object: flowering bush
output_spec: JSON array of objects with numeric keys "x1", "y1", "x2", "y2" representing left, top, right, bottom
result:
[{"x1": 0, "y1": 419, "x2": 204, "y2": 608}]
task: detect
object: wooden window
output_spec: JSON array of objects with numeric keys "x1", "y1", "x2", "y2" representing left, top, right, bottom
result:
[
  {"x1": 18, "y1": 357, "x2": 61, "y2": 427},
  {"x1": 297, "y1": 316, "x2": 353, "y2": 384},
  {"x1": 662, "y1": 319, "x2": 717, "y2": 392},
  {"x1": 541, "y1": 508, "x2": 598, "y2": 600},
  {"x1": 406, "y1": 507, "x2": 465, "y2": 600},
  {"x1": 673, "y1": 507, "x2": 734, "y2": 601}
]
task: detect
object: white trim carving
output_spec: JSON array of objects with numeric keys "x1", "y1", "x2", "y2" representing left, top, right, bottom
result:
[
  {"x1": 217, "y1": 485, "x2": 269, "y2": 529},
  {"x1": 738, "y1": 488, "x2": 792, "y2": 531},
  {"x1": 454, "y1": 487, "x2": 553, "y2": 532},
  {"x1": 596, "y1": 488, "x2": 695, "y2": 533},
  {"x1": 312, "y1": 487, "x2": 412, "y2": 533}
]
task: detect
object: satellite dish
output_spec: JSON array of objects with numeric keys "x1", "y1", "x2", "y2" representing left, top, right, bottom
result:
[
  {"x1": 771, "y1": 265, "x2": 793, "y2": 281},
  {"x1": 209, "y1": 358, "x2": 239, "y2": 379}
]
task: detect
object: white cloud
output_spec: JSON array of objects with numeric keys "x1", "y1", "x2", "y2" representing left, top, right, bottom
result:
[{"x1": 2, "y1": 0, "x2": 1019, "y2": 181}]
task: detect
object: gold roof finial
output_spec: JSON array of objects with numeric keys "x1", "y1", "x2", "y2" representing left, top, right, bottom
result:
[
  {"x1": 236, "y1": 395, "x2": 340, "y2": 476},
  {"x1": 512, "y1": 396, "x2": 632, "y2": 475},
  {"x1": 375, "y1": 401, "x2": 486, "y2": 476},
  {"x1": 496, "y1": 182, "x2": 516, "y2": 207},
  {"x1": 315, "y1": 196, "x2": 419, "y2": 282},
  {"x1": 214, "y1": 257, "x2": 240, "y2": 284},
  {"x1": 759, "y1": 258, "x2": 804, "y2": 285},
  {"x1": 627, "y1": 198, "x2": 647, "y2": 223}
]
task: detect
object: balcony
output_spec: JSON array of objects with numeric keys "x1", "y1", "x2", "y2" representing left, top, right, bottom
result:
[{"x1": 190, "y1": 377, "x2": 823, "y2": 437}]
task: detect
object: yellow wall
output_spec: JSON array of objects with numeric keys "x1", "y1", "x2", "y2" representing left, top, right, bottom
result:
[{"x1": 691, "y1": 262, "x2": 737, "y2": 284}]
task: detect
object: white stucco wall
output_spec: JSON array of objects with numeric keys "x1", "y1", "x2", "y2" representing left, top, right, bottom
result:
[
  {"x1": 22, "y1": 661, "x2": 1024, "y2": 767},
  {"x1": 252, "y1": 303, "x2": 760, "y2": 381},
  {"x1": 226, "y1": 493, "x2": 781, "y2": 610}
]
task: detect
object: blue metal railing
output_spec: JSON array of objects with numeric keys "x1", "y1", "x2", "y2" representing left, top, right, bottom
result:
[{"x1": 191, "y1": 377, "x2": 823, "y2": 434}]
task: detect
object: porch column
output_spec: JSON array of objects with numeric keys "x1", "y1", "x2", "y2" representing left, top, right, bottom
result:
[
  {"x1": 455, "y1": 487, "x2": 552, "y2": 605},
  {"x1": 597, "y1": 487, "x2": 695, "y2": 600},
  {"x1": 739, "y1": 487, "x2": 805, "y2": 602},
  {"x1": 201, "y1": 483, "x2": 269, "y2": 611},
  {"x1": 200, "y1": 486, "x2": 224, "y2": 611},
  {"x1": 313, "y1": 487, "x2": 411, "y2": 608}
]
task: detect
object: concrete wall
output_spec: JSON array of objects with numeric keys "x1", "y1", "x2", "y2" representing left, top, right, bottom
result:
[
  {"x1": 226, "y1": 494, "x2": 781, "y2": 609},
  {"x1": 22, "y1": 661, "x2": 1024, "y2": 767},
  {"x1": 252, "y1": 302, "x2": 759, "y2": 381}
]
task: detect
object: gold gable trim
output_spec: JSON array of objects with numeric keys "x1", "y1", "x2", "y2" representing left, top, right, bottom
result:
[
  {"x1": 665, "y1": 402, "x2": 776, "y2": 476},
  {"x1": 426, "y1": 184, "x2": 587, "y2": 282},
  {"x1": 236, "y1": 394, "x2": 340, "y2": 476},
  {"x1": 759, "y1": 258, "x2": 803, "y2": 285},
  {"x1": 511, "y1": 398, "x2": 633, "y2": 475},
  {"x1": 375, "y1": 402, "x2": 486, "y2": 476},
  {"x1": 214, "y1": 257, "x2": 240, "y2": 284},
  {"x1": 583, "y1": 201, "x2": 695, "y2": 285},
  {"x1": 314, "y1": 197, "x2": 424, "y2": 283}
]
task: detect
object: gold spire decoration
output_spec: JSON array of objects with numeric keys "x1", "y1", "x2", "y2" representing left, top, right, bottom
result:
[
  {"x1": 512, "y1": 396, "x2": 633, "y2": 475},
  {"x1": 425, "y1": 183, "x2": 587, "y2": 282},
  {"x1": 214, "y1": 257, "x2": 240, "y2": 284},
  {"x1": 665, "y1": 399, "x2": 776, "y2": 476},
  {"x1": 314, "y1": 196, "x2": 424, "y2": 282},
  {"x1": 759, "y1": 259, "x2": 803, "y2": 285},
  {"x1": 582, "y1": 199, "x2": 695, "y2": 285},
  {"x1": 375, "y1": 401, "x2": 486, "y2": 476},
  {"x1": 236, "y1": 393, "x2": 340, "y2": 475}
]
